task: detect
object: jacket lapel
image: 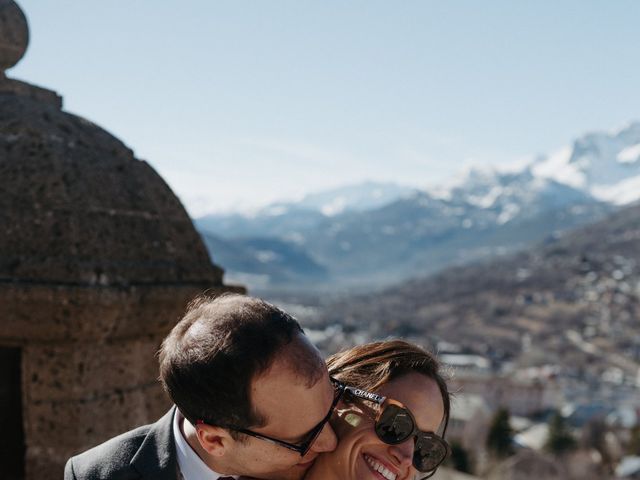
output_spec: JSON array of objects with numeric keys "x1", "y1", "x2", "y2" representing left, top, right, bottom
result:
[{"x1": 130, "y1": 407, "x2": 179, "y2": 480}]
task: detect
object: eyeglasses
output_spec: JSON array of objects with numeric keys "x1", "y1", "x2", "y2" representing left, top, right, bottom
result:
[
  {"x1": 344, "y1": 387, "x2": 450, "y2": 479},
  {"x1": 196, "y1": 377, "x2": 348, "y2": 456}
]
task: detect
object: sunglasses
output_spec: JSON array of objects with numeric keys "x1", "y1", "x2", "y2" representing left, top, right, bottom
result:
[
  {"x1": 197, "y1": 377, "x2": 348, "y2": 456},
  {"x1": 343, "y1": 387, "x2": 450, "y2": 478}
]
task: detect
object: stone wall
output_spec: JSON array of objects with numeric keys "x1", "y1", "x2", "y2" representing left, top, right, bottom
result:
[{"x1": 1, "y1": 284, "x2": 241, "y2": 479}]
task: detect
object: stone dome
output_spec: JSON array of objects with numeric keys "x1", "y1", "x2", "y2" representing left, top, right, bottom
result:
[
  {"x1": 0, "y1": 93, "x2": 224, "y2": 286},
  {"x1": 0, "y1": 2, "x2": 222, "y2": 288}
]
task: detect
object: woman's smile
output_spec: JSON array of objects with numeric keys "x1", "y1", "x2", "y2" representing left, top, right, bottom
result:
[{"x1": 363, "y1": 453, "x2": 400, "y2": 480}]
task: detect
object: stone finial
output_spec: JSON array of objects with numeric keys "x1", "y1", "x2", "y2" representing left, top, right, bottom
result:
[
  {"x1": 0, "y1": 0, "x2": 29, "y2": 74},
  {"x1": 0, "y1": 0, "x2": 59, "y2": 106}
]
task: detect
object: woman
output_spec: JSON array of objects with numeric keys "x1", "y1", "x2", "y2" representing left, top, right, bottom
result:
[{"x1": 304, "y1": 340, "x2": 451, "y2": 480}]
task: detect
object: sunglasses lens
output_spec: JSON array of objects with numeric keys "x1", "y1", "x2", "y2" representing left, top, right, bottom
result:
[
  {"x1": 414, "y1": 434, "x2": 448, "y2": 472},
  {"x1": 375, "y1": 404, "x2": 415, "y2": 444}
]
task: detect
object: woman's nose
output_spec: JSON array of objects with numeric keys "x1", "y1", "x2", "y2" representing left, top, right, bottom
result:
[{"x1": 388, "y1": 439, "x2": 414, "y2": 469}]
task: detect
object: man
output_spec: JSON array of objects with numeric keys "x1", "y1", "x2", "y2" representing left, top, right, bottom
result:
[{"x1": 65, "y1": 294, "x2": 338, "y2": 480}]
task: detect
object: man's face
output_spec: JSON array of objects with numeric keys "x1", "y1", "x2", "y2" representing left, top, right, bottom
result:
[{"x1": 222, "y1": 337, "x2": 338, "y2": 480}]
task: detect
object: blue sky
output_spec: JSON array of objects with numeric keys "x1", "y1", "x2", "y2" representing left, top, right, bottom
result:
[{"x1": 11, "y1": 1, "x2": 640, "y2": 215}]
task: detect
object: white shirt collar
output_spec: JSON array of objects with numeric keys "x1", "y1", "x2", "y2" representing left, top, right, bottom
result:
[{"x1": 173, "y1": 409, "x2": 238, "y2": 480}]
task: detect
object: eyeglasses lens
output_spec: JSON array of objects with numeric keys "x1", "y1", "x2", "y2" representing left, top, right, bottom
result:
[
  {"x1": 414, "y1": 435, "x2": 447, "y2": 471},
  {"x1": 375, "y1": 404, "x2": 447, "y2": 473},
  {"x1": 375, "y1": 404, "x2": 414, "y2": 443}
]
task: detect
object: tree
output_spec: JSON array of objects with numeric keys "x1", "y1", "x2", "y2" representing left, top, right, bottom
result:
[
  {"x1": 581, "y1": 416, "x2": 617, "y2": 472},
  {"x1": 545, "y1": 411, "x2": 576, "y2": 456},
  {"x1": 486, "y1": 408, "x2": 514, "y2": 458},
  {"x1": 629, "y1": 424, "x2": 640, "y2": 455}
]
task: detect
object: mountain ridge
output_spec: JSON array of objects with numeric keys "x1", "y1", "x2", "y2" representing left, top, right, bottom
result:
[{"x1": 197, "y1": 122, "x2": 639, "y2": 291}]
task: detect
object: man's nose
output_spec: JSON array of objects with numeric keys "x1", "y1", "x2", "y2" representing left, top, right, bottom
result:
[{"x1": 310, "y1": 422, "x2": 338, "y2": 453}]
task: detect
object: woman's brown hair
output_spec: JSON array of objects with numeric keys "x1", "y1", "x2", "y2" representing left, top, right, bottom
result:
[{"x1": 327, "y1": 340, "x2": 451, "y2": 435}]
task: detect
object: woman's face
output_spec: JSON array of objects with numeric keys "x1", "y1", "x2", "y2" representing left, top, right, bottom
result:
[{"x1": 329, "y1": 372, "x2": 445, "y2": 480}]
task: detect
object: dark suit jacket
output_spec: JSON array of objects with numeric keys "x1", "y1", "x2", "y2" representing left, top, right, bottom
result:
[{"x1": 64, "y1": 408, "x2": 179, "y2": 480}]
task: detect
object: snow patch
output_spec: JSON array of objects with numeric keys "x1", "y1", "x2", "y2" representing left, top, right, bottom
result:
[
  {"x1": 591, "y1": 175, "x2": 640, "y2": 205},
  {"x1": 256, "y1": 250, "x2": 278, "y2": 263},
  {"x1": 428, "y1": 186, "x2": 452, "y2": 201},
  {"x1": 263, "y1": 205, "x2": 289, "y2": 216},
  {"x1": 284, "y1": 232, "x2": 305, "y2": 245},
  {"x1": 321, "y1": 196, "x2": 348, "y2": 216},
  {"x1": 468, "y1": 186, "x2": 503, "y2": 209},
  {"x1": 617, "y1": 144, "x2": 640, "y2": 164},
  {"x1": 532, "y1": 146, "x2": 587, "y2": 189},
  {"x1": 497, "y1": 203, "x2": 521, "y2": 224}
]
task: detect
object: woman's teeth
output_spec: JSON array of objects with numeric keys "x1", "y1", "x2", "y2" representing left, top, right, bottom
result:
[{"x1": 364, "y1": 454, "x2": 397, "y2": 480}]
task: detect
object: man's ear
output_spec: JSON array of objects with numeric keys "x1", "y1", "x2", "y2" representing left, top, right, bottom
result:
[{"x1": 196, "y1": 424, "x2": 235, "y2": 457}]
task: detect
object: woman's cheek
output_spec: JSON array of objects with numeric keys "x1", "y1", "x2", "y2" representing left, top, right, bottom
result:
[{"x1": 331, "y1": 409, "x2": 366, "y2": 439}]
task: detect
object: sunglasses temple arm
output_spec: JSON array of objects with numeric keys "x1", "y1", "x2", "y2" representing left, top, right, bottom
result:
[{"x1": 344, "y1": 386, "x2": 386, "y2": 406}]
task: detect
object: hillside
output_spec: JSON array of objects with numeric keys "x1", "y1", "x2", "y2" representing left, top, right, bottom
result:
[
  {"x1": 202, "y1": 232, "x2": 328, "y2": 286},
  {"x1": 314, "y1": 202, "x2": 640, "y2": 386}
]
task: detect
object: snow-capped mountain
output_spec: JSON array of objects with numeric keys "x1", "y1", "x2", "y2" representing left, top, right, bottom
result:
[
  {"x1": 195, "y1": 181, "x2": 415, "y2": 238},
  {"x1": 299, "y1": 172, "x2": 607, "y2": 283},
  {"x1": 426, "y1": 166, "x2": 595, "y2": 226},
  {"x1": 424, "y1": 121, "x2": 640, "y2": 212},
  {"x1": 196, "y1": 122, "x2": 638, "y2": 291},
  {"x1": 532, "y1": 121, "x2": 640, "y2": 204},
  {"x1": 295, "y1": 181, "x2": 417, "y2": 216}
]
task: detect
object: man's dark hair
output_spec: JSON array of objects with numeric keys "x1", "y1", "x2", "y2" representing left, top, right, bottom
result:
[{"x1": 159, "y1": 293, "x2": 323, "y2": 435}]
